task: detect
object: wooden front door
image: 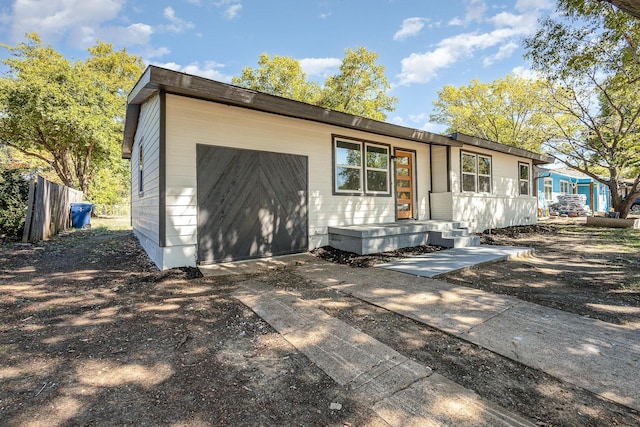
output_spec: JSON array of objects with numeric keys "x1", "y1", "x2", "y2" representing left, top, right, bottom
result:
[{"x1": 395, "y1": 150, "x2": 414, "y2": 219}]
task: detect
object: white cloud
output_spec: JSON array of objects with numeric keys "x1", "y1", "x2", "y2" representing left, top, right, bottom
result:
[
  {"x1": 225, "y1": 4, "x2": 242, "y2": 19},
  {"x1": 146, "y1": 46, "x2": 171, "y2": 59},
  {"x1": 465, "y1": 0, "x2": 487, "y2": 23},
  {"x1": 9, "y1": 0, "x2": 124, "y2": 42},
  {"x1": 448, "y1": 0, "x2": 487, "y2": 27},
  {"x1": 98, "y1": 22, "x2": 154, "y2": 47},
  {"x1": 161, "y1": 6, "x2": 195, "y2": 33},
  {"x1": 0, "y1": 10, "x2": 11, "y2": 27},
  {"x1": 515, "y1": 0, "x2": 555, "y2": 12},
  {"x1": 299, "y1": 57, "x2": 341, "y2": 77},
  {"x1": 489, "y1": 11, "x2": 538, "y2": 33},
  {"x1": 390, "y1": 116, "x2": 407, "y2": 126},
  {"x1": 393, "y1": 17, "x2": 426, "y2": 41},
  {"x1": 215, "y1": 1, "x2": 242, "y2": 20},
  {"x1": 408, "y1": 113, "x2": 428, "y2": 124},
  {"x1": 153, "y1": 60, "x2": 232, "y2": 82},
  {"x1": 5, "y1": 0, "x2": 171, "y2": 57},
  {"x1": 511, "y1": 66, "x2": 539, "y2": 80},
  {"x1": 483, "y1": 41, "x2": 518, "y2": 67},
  {"x1": 422, "y1": 121, "x2": 448, "y2": 134},
  {"x1": 398, "y1": 0, "x2": 555, "y2": 85}
]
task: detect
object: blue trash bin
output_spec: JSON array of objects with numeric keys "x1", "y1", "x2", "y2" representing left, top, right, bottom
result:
[{"x1": 70, "y1": 202, "x2": 94, "y2": 229}]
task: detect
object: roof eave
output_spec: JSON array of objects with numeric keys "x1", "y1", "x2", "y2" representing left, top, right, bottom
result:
[
  {"x1": 450, "y1": 132, "x2": 554, "y2": 165},
  {"x1": 122, "y1": 65, "x2": 463, "y2": 159}
]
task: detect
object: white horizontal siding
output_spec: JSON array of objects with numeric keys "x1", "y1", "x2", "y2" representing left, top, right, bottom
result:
[
  {"x1": 451, "y1": 193, "x2": 537, "y2": 232},
  {"x1": 431, "y1": 146, "x2": 448, "y2": 193},
  {"x1": 131, "y1": 94, "x2": 161, "y2": 254},
  {"x1": 164, "y1": 94, "x2": 434, "y2": 256},
  {"x1": 430, "y1": 192, "x2": 454, "y2": 221}
]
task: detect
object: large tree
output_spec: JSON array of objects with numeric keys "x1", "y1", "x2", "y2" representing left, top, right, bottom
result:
[
  {"x1": 231, "y1": 53, "x2": 321, "y2": 104},
  {"x1": 233, "y1": 47, "x2": 397, "y2": 121},
  {"x1": 317, "y1": 47, "x2": 397, "y2": 121},
  {"x1": 430, "y1": 75, "x2": 572, "y2": 153},
  {"x1": 0, "y1": 34, "x2": 144, "y2": 197},
  {"x1": 602, "y1": 0, "x2": 640, "y2": 19},
  {"x1": 525, "y1": 0, "x2": 640, "y2": 217}
]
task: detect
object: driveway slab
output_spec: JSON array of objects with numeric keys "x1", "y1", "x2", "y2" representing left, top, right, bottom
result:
[
  {"x1": 376, "y1": 245, "x2": 533, "y2": 277},
  {"x1": 295, "y1": 262, "x2": 640, "y2": 412},
  {"x1": 235, "y1": 280, "x2": 535, "y2": 426}
]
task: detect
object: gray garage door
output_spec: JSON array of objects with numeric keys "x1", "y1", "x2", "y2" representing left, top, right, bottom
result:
[{"x1": 196, "y1": 145, "x2": 308, "y2": 263}]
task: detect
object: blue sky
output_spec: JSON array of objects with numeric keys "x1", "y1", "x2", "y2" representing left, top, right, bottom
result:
[{"x1": 0, "y1": 0, "x2": 555, "y2": 133}]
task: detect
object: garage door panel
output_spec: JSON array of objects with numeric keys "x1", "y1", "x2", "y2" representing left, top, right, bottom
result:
[
  {"x1": 197, "y1": 145, "x2": 308, "y2": 263},
  {"x1": 260, "y1": 153, "x2": 308, "y2": 256}
]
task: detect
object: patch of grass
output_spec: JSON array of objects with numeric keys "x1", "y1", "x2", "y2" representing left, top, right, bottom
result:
[
  {"x1": 90, "y1": 216, "x2": 131, "y2": 232},
  {"x1": 559, "y1": 226, "x2": 640, "y2": 251}
]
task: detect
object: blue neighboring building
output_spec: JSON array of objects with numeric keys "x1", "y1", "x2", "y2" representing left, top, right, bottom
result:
[{"x1": 536, "y1": 167, "x2": 611, "y2": 215}]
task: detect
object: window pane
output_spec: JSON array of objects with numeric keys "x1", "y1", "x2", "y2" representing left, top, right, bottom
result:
[
  {"x1": 520, "y1": 181, "x2": 529, "y2": 195},
  {"x1": 544, "y1": 179, "x2": 552, "y2": 201},
  {"x1": 462, "y1": 174, "x2": 476, "y2": 192},
  {"x1": 366, "y1": 145, "x2": 388, "y2": 169},
  {"x1": 479, "y1": 176, "x2": 491, "y2": 193},
  {"x1": 366, "y1": 170, "x2": 388, "y2": 192},
  {"x1": 336, "y1": 141, "x2": 361, "y2": 166},
  {"x1": 479, "y1": 156, "x2": 491, "y2": 175},
  {"x1": 519, "y1": 164, "x2": 529, "y2": 180},
  {"x1": 397, "y1": 166, "x2": 410, "y2": 176},
  {"x1": 336, "y1": 167, "x2": 361, "y2": 191},
  {"x1": 396, "y1": 156, "x2": 409, "y2": 165},
  {"x1": 462, "y1": 154, "x2": 476, "y2": 173},
  {"x1": 560, "y1": 181, "x2": 568, "y2": 193},
  {"x1": 397, "y1": 178, "x2": 410, "y2": 189}
]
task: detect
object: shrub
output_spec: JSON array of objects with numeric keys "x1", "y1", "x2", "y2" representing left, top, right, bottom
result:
[{"x1": 0, "y1": 167, "x2": 30, "y2": 239}]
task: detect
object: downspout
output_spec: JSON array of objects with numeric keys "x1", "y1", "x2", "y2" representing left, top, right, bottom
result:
[
  {"x1": 428, "y1": 144, "x2": 433, "y2": 219},
  {"x1": 446, "y1": 146, "x2": 451, "y2": 193},
  {"x1": 159, "y1": 90, "x2": 167, "y2": 248}
]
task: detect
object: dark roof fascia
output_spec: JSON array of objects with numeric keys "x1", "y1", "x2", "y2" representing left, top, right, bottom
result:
[
  {"x1": 450, "y1": 132, "x2": 554, "y2": 165},
  {"x1": 122, "y1": 65, "x2": 462, "y2": 159}
]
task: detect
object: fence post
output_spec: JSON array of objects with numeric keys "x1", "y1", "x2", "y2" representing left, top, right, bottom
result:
[
  {"x1": 22, "y1": 176, "x2": 84, "y2": 243},
  {"x1": 21, "y1": 177, "x2": 36, "y2": 243}
]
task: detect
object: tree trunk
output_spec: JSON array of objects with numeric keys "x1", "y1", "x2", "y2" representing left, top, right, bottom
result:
[{"x1": 603, "y1": 0, "x2": 640, "y2": 19}]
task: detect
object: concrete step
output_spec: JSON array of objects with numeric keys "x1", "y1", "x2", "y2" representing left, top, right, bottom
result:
[
  {"x1": 328, "y1": 220, "x2": 474, "y2": 255},
  {"x1": 429, "y1": 230, "x2": 480, "y2": 248}
]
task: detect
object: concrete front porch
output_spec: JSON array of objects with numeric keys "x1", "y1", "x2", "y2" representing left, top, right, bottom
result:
[{"x1": 328, "y1": 220, "x2": 480, "y2": 255}]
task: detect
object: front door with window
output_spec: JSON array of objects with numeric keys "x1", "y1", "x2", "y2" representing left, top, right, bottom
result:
[{"x1": 395, "y1": 150, "x2": 414, "y2": 219}]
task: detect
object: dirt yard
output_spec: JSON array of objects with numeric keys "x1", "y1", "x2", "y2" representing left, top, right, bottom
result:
[{"x1": 1, "y1": 218, "x2": 639, "y2": 426}]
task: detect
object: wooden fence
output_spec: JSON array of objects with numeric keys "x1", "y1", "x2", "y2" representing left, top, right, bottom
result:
[{"x1": 22, "y1": 176, "x2": 84, "y2": 243}]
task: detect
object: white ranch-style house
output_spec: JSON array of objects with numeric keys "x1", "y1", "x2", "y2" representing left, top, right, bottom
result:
[{"x1": 122, "y1": 66, "x2": 552, "y2": 270}]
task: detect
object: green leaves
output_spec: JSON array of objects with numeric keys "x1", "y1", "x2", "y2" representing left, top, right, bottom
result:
[
  {"x1": 0, "y1": 33, "x2": 144, "y2": 200},
  {"x1": 232, "y1": 53, "x2": 321, "y2": 103},
  {"x1": 430, "y1": 75, "x2": 568, "y2": 152},
  {"x1": 524, "y1": 0, "x2": 640, "y2": 217},
  {"x1": 232, "y1": 47, "x2": 397, "y2": 121}
]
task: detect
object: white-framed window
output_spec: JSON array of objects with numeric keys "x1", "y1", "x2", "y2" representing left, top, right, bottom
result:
[
  {"x1": 560, "y1": 180, "x2": 569, "y2": 194},
  {"x1": 544, "y1": 177, "x2": 553, "y2": 201},
  {"x1": 333, "y1": 137, "x2": 389, "y2": 195},
  {"x1": 461, "y1": 151, "x2": 492, "y2": 193},
  {"x1": 138, "y1": 139, "x2": 144, "y2": 194},
  {"x1": 519, "y1": 162, "x2": 530, "y2": 196}
]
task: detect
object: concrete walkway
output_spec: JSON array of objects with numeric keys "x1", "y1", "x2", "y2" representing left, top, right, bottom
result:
[
  {"x1": 295, "y1": 262, "x2": 640, "y2": 412},
  {"x1": 235, "y1": 280, "x2": 535, "y2": 426},
  {"x1": 376, "y1": 245, "x2": 533, "y2": 277}
]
